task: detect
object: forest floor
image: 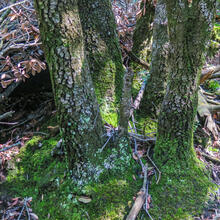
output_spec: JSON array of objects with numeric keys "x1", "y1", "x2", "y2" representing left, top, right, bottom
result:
[{"x1": 0, "y1": 55, "x2": 220, "y2": 219}]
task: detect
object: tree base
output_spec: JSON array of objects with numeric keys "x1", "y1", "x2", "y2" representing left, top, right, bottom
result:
[{"x1": 150, "y1": 143, "x2": 216, "y2": 219}]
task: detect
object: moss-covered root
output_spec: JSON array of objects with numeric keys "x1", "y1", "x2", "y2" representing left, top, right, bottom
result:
[{"x1": 150, "y1": 140, "x2": 215, "y2": 219}]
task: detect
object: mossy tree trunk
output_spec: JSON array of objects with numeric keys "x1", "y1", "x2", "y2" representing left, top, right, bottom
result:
[
  {"x1": 34, "y1": 0, "x2": 133, "y2": 186},
  {"x1": 131, "y1": 1, "x2": 155, "y2": 70},
  {"x1": 151, "y1": 0, "x2": 217, "y2": 218},
  {"x1": 33, "y1": 0, "x2": 105, "y2": 182},
  {"x1": 78, "y1": 0, "x2": 125, "y2": 125},
  {"x1": 140, "y1": 0, "x2": 169, "y2": 116}
]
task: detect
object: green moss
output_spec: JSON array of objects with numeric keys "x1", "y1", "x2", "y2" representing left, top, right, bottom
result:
[
  {"x1": 4, "y1": 133, "x2": 142, "y2": 219},
  {"x1": 91, "y1": 53, "x2": 124, "y2": 126},
  {"x1": 149, "y1": 139, "x2": 216, "y2": 219},
  {"x1": 131, "y1": 115, "x2": 157, "y2": 136}
]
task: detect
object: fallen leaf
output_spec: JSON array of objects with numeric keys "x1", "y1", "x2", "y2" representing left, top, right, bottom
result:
[
  {"x1": 30, "y1": 213, "x2": 39, "y2": 220},
  {"x1": 78, "y1": 196, "x2": 92, "y2": 203}
]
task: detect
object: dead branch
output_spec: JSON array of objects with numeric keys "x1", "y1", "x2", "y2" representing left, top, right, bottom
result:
[
  {"x1": 0, "y1": 0, "x2": 27, "y2": 14},
  {"x1": 200, "y1": 65, "x2": 220, "y2": 84},
  {"x1": 207, "y1": 105, "x2": 220, "y2": 114},
  {"x1": 0, "y1": 141, "x2": 21, "y2": 153},
  {"x1": 147, "y1": 147, "x2": 161, "y2": 184},
  {"x1": 0, "y1": 0, "x2": 16, "y2": 24},
  {"x1": 0, "y1": 42, "x2": 42, "y2": 57},
  {"x1": 202, "y1": 91, "x2": 216, "y2": 97},
  {"x1": 201, "y1": 152, "x2": 220, "y2": 165},
  {"x1": 126, "y1": 163, "x2": 148, "y2": 220},
  {"x1": 206, "y1": 99, "x2": 220, "y2": 105},
  {"x1": 127, "y1": 50, "x2": 150, "y2": 70},
  {"x1": 126, "y1": 190, "x2": 146, "y2": 220},
  {"x1": 129, "y1": 132, "x2": 156, "y2": 142},
  {"x1": 0, "y1": 111, "x2": 14, "y2": 121},
  {"x1": 130, "y1": 80, "x2": 146, "y2": 117},
  {"x1": 210, "y1": 71, "x2": 220, "y2": 79},
  {"x1": 0, "y1": 81, "x2": 21, "y2": 103}
]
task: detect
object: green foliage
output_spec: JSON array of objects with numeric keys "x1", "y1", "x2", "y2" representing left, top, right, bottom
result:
[
  {"x1": 206, "y1": 23, "x2": 220, "y2": 58},
  {"x1": 204, "y1": 79, "x2": 220, "y2": 92},
  {"x1": 208, "y1": 80, "x2": 220, "y2": 92}
]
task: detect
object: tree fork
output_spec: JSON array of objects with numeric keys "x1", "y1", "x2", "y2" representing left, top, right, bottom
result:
[{"x1": 33, "y1": 0, "x2": 104, "y2": 182}]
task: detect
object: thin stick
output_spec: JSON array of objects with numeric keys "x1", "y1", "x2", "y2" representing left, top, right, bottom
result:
[
  {"x1": 147, "y1": 147, "x2": 161, "y2": 184},
  {"x1": 0, "y1": 1, "x2": 27, "y2": 14},
  {"x1": 0, "y1": 111, "x2": 15, "y2": 121},
  {"x1": 0, "y1": 141, "x2": 21, "y2": 153}
]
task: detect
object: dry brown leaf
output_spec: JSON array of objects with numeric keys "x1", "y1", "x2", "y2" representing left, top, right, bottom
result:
[{"x1": 10, "y1": 14, "x2": 18, "y2": 21}]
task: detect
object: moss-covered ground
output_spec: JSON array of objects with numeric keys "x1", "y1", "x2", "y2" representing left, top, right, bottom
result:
[
  {"x1": 3, "y1": 118, "x2": 143, "y2": 219},
  {"x1": 2, "y1": 115, "x2": 217, "y2": 219}
]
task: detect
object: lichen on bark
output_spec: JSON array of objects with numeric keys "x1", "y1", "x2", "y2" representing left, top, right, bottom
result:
[{"x1": 34, "y1": 0, "x2": 105, "y2": 181}]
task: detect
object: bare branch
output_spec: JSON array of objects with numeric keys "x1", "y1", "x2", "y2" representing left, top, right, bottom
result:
[
  {"x1": 0, "y1": 141, "x2": 21, "y2": 153},
  {"x1": 0, "y1": 111, "x2": 14, "y2": 121},
  {"x1": 0, "y1": 0, "x2": 27, "y2": 14}
]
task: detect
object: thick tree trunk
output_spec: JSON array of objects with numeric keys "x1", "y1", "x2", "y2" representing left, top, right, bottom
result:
[
  {"x1": 151, "y1": 0, "x2": 217, "y2": 218},
  {"x1": 34, "y1": 0, "x2": 133, "y2": 186},
  {"x1": 33, "y1": 0, "x2": 104, "y2": 183},
  {"x1": 140, "y1": 0, "x2": 168, "y2": 116},
  {"x1": 78, "y1": 0, "x2": 125, "y2": 124}
]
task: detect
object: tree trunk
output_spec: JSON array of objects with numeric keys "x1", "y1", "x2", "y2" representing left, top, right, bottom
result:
[
  {"x1": 151, "y1": 0, "x2": 217, "y2": 218},
  {"x1": 78, "y1": 0, "x2": 125, "y2": 125},
  {"x1": 33, "y1": 0, "x2": 104, "y2": 183},
  {"x1": 131, "y1": 1, "x2": 155, "y2": 71},
  {"x1": 139, "y1": 0, "x2": 168, "y2": 116},
  {"x1": 34, "y1": 0, "x2": 133, "y2": 186}
]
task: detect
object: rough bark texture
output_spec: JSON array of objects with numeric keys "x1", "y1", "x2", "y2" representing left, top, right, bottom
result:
[
  {"x1": 140, "y1": 0, "x2": 169, "y2": 115},
  {"x1": 119, "y1": 68, "x2": 134, "y2": 135},
  {"x1": 151, "y1": 0, "x2": 217, "y2": 218},
  {"x1": 131, "y1": 1, "x2": 155, "y2": 70},
  {"x1": 78, "y1": 0, "x2": 125, "y2": 124},
  {"x1": 33, "y1": 0, "x2": 104, "y2": 182}
]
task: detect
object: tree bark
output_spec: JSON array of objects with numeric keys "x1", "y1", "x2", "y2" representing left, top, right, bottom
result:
[
  {"x1": 132, "y1": 1, "x2": 155, "y2": 68},
  {"x1": 140, "y1": 0, "x2": 169, "y2": 116},
  {"x1": 78, "y1": 0, "x2": 125, "y2": 124},
  {"x1": 151, "y1": 0, "x2": 217, "y2": 218},
  {"x1": 33, "y1": 0, "x2": 104, "y2": 183}
]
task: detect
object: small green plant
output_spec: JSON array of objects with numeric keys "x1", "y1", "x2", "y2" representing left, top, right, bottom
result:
[{"x1": 208, "y1": 80, "x2": 220, "y2": 92}]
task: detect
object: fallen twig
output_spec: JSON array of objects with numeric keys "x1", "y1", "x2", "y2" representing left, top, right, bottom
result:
[
  {"x1": 0, "y1": 141, "x2": 21, "y2": 153},
  {"x1": 146, "y1": 147, "x2": 161, "y2": 184},
  {"x1": 127, "y1": 116, "x2": 154, "y2": 219},
  {"x1": 129, "y1": 132, "x2": 156, "y2": 142},
  {"x1": 0, "y1": 81, "x2": 21, "y2": 103},
  {"x1": 0, "y1": 0, "x2": 16, "y2": 25},
  {"x1": 130, "y1": 80, "x2": 147, "y2": 117},
  {"x1": 0, "y1": 0, "x2": 28, "y2": 14},
  {"x1": 206, "y1": 99, "x2": 220, "y2": 105},
  {"x1": 0, "y1": 111, "x2": 15, "y2": 121},
  {"x1": 126, "y1": 190, "x2": 146, "y2": 220},
  {"x1": 201, "y1": 152, "x2": 220, "y2": 165},
  {"x1": 200, "y1": 65, "x2": 220, "y2": 84},
  {"x1": 17, "y1": 197, "x2": 32, "y2": 220}
]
